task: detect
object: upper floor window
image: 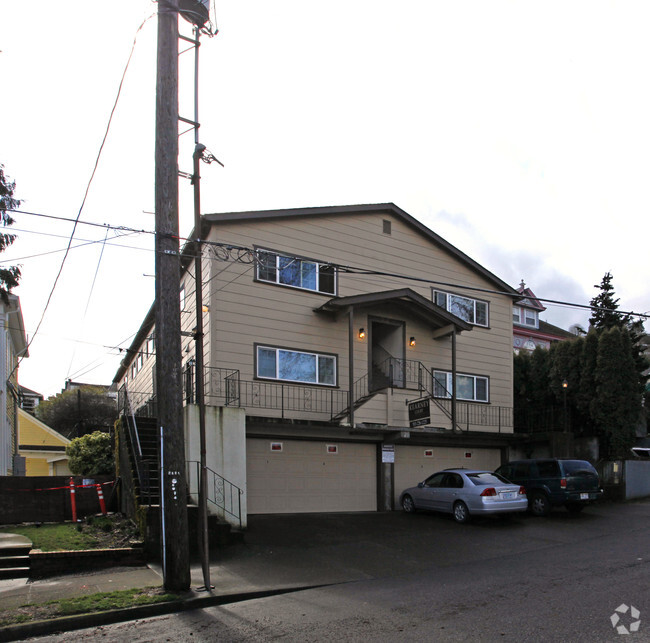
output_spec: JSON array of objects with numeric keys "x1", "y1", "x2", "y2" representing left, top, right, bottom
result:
[
  {"x1": 433, "y1": 370, "x2": 489, "y2": 403},
  {"x1": 256, "y1": 249, "x2": 336, "y2": 295},
  {"x1": 433, "y1": 290, "x2": 488, "y2": 327},
  {"x1": 146, "y1": 335, "x2": 155, "y2": 357},
  {"x1": 180, "y1": 284, "x2": 186, "y2": 311},
  {"x1": 513, "y1": 306, "x2": 538, "y2": 328},
  {"x1": 256, "y1": 345, "x2": 336, "y2": 386}
]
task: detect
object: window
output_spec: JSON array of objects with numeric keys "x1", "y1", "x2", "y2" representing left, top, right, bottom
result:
[
  {"x1": 433, "y1": 290, "x2": 488, "y2": 327},
  {"x1": 513, "y1": 306, "x2": 538, "y2": 329},
  {"x1": 256, "y1": 249, "x2": 336, "y2": 295},
  {"x1": 433, "y1": 370, "x2": 489, "y2": 402},
  {"x1": 180, "y1": 284, "x2": 186, "y2": 311},
  {"x1": 256, "y1": 345, "x2": 336, "y2": 386},
  {"x1": 146, "y1": 335, "x2": 155, "y2": 357}
]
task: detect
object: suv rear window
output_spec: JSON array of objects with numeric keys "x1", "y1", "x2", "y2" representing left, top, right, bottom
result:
[
  {"x1": 561, "y1": 460, "x2": 597, "y2": 475},
  {"x1": 536, "y1": 461, "x2": 561, "y2": 477}
]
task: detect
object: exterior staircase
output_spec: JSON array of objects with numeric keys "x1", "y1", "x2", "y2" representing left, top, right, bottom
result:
[
  {"x1": 118, "y1": 404, "x2": 244, "y2": 552},
  {"x1": 124, "y1": 414, "x2": 160, "y2": 505},
  {"x1": 0, "y1": 534, "x2": 31, "y2": 580}
]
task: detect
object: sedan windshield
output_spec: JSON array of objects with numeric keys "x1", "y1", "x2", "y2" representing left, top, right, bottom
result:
[{"x1": 467, "y1": 472, "x2": 510, "y2": 486}]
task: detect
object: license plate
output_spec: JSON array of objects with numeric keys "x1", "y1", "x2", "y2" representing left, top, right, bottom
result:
[
  {"x1": 580, "y1": 493, "x2": 589, "y2": 500},
  {"x1": 501, "y1": 492, "x2": 516, "y2": 500}
]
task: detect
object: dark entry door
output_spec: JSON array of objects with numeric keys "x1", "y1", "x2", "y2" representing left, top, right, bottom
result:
[{"x1": 369, "y1": 319, "x2": 405, "y2": 391}]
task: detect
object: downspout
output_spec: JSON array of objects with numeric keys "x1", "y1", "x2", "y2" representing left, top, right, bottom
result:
[
  {"x1": 348, "y1": 307, "x2": 354, "y2": 428},
  {"x1": 451, "y1": 327, "x2": 457, "y2": 432}
]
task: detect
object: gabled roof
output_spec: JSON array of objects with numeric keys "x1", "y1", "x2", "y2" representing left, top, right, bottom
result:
[
  {"x1": 200, "y1": 204, "x2": 519, "y2": 296},
  {"x1": 115, "y1": 204, "x2": 518, "y2": 383},
  {"x1": 315, "y1": 288, "x2": 473, "y2": 333},
  {"x1": 516, "y1": 281, "x2": 546, "y2": 312}
]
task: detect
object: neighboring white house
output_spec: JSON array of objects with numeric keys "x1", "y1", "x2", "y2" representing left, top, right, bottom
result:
[{"x1": 0, "y1": 294, "x2": 28, "y2": 475}]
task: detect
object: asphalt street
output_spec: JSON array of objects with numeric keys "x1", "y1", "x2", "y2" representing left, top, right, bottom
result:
[{"x1": 29, "y1": 499, "x2": 650, "y2": 642}]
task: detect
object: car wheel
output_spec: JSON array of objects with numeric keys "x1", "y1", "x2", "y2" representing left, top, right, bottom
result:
[
  {"x1": 566, "y1": 503, "x2": 584, "y2": 514},
  {"x1": 529, "y1": 492, "x2": 551, "y2": 517},
  {"x1": 402, "y1": 495, "x2": 416, "y2": 513},
  {"x1": 453, "y1": 501, "x2": 470, "y2": 524}
]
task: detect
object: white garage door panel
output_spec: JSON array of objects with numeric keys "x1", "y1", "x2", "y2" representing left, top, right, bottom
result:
[
  {"x1": 247, "y1": 439, "x2": 377, "y2": 514},
  {"x1": 394, "y1": 445, "x2": 502, "y2": 507}
]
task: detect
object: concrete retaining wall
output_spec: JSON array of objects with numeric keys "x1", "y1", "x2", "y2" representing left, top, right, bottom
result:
[{"x1": 29, "y1": 547, "x2": 146, "y2": 579}]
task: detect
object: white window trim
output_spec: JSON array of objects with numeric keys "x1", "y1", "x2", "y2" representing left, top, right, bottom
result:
[
  {"x1": 433, "y1": 370, "x2": 489, "y2": 403},
  {"x1": 256, "y1": 345, "x2": 337, "y2": 386},
  {"x1": 513, "y1": 306, "x2": 539, "y2": 329},
  {"x1": 256, "y1": 249, "x2": 336, "y2": 295},
  {"x1": 433, "y1": 289, "x2": 489, "y2": 327}
]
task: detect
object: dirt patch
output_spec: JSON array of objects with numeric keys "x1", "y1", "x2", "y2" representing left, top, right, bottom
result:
[{"x1": 76, "y1": 514, "x2": 142, "y2": 549}]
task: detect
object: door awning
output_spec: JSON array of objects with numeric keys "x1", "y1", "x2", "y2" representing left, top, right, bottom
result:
[{"x1": 314, "y1": 288, "x2": 473, "y2": 334}]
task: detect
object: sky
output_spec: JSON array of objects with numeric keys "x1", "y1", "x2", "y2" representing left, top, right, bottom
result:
[{"x1": 1, "y1": 1, "x2": 649, "y2": 398}]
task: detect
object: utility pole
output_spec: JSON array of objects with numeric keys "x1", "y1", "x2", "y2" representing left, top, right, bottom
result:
[{"x1": 155, "y1": 0, "x2": 190, "y2": 592}]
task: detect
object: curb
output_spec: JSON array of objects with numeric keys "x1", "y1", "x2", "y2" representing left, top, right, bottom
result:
[{"x1": 0, "y1": 584, "x2": 326, "y2": 642}]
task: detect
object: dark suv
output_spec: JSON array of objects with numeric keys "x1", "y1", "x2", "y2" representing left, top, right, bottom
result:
[{"x1": 495, "y1": 459, "x2": 603, "y2": 516}]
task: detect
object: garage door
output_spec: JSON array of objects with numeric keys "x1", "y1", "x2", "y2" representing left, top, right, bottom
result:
[
  {"x1": 247, "y1": 438, "x2": 377, "y2": 514},
  {"x1": 393, "y1": 445, "x2": 502, "y2": 507}
]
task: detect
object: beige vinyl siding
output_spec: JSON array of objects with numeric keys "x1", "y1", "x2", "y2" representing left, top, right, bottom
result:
[
  {"x1": 117, "y1": 207, "x2": 514, "y2": 429},
  {"x1": 205, "y1": 210, "x2": 513, "y2": 421}
]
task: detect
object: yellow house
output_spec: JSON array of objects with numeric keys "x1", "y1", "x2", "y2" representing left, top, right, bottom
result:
[{"x1": 17, "y1": 408, "x2": 72, "y2": 476}]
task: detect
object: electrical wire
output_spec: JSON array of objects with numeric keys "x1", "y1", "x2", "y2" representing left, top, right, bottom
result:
[
  {"x1": 65, "y1": 226, "x2": 111, "y2": 380},
  {"x1": 21, "y1": 16, "x2": 154, "y2": 360},
  {"x1": 9, "y1": 204, "x2": 650, "y2": 320}
]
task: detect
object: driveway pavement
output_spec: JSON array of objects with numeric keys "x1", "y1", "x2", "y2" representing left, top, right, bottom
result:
[{"x1": 1, "y1": 500, "x2": 647, "y2": 641}]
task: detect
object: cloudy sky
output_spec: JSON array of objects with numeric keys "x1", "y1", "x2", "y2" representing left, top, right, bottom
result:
[{"x1": 1, "y1": 1, "x2": 649, "y2": 397}]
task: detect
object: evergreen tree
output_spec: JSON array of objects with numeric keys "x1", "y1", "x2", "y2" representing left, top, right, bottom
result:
[
  {"x1": 589, "y1": 272, "x2": 648, "y2": 400},
  {"x1": 589, "y1": 272, "x2": 624, "y2": 331},
  {"x1": 578, "y1": 330, "x2": 599, "y2": 429},
  {"x1": 0, "y1": 165, "x2": 21, "y2": 302},
  {"x1": 594, "y1": 327, "x2": 638, "y2": 458}
]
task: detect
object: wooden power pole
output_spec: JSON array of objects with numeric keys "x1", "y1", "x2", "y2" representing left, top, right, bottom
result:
[{"x1": 155, "y1": 0, "x2": 190, "y2": 591}]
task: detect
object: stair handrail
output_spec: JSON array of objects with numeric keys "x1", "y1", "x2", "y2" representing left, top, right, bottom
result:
[
  {"x1": 186, "y1": 460, "x2": 243, "y2": 529},
  {"x1": 119, "y1": 384, "x2": 151, "y2": 503}
]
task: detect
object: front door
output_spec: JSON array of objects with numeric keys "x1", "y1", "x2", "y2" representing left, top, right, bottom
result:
[{"x1": 369, "y1": 319, "x2": 405, "y2": 391}]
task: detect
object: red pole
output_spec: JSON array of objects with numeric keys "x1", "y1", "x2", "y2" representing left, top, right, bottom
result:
[
  {"x1": 95, "y1": 484, "x2": 107, "y2": 515},
  {"x1": 69, "y1": 477, "x2": 78, "y2": 522}
]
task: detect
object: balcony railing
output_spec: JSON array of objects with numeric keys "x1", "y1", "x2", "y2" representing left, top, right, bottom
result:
[
  {"x1": 225, "y1": 377, "x2": 349, "y2": 421},
  {"x1": 127, "y1": 362, "x2": 512, "y2": 430}
]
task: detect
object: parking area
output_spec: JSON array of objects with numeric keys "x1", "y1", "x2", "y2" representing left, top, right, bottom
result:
[{"x1": 210, "y1": 501, "x2": 640, "y2": 591}]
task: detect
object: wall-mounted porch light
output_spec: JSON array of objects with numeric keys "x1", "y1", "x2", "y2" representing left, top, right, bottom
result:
[
  {"x1": 358, "y1": 328, "x2": 366, "y2": 339},
  {"x1": 409, "y1": 336, "x2": 416, "y2": 347}
]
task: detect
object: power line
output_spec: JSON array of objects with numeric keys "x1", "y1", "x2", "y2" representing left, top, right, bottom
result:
[
  {"x1": 22, "y1": 16, "x2": 154, "y2": 361},
  {"x1": 10, "y1": 203, "x2": 650, "y2": 320}
]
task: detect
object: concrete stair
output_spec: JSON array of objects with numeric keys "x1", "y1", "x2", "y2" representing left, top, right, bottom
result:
[{"x1": 0, "y1": 533, "x2": 32, "y2": 579}]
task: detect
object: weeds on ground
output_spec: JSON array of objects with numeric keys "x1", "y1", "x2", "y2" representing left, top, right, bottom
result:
[{"x1": 0, "y1": 587, "x2": 181, "y2": 627}]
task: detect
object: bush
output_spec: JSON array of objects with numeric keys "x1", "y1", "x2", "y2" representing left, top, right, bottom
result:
[{"x1": 66, "y1": 431, "x2": 114, "y2": 476}]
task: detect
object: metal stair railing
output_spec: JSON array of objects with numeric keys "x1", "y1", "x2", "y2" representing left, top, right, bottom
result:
[
  {"x1": 186, "y1": 461, "x2": 243, "y2": 529},
  {"x1": 119, "y1": 385, "x2": 159, "y2": 506}
]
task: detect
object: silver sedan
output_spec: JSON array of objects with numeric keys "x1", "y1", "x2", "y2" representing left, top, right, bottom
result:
[{"x1": 399, "y1": 468, "x2": 528, "y2": 523}]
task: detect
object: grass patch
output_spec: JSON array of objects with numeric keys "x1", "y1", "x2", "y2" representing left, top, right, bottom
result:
[
  {"x1": 0, "y1": 515, "x2": 140, "y2": 552},
  {"x1": 0, "y1": 523, "x2": 101, "y2": 552},
  {"x1": 0, "y1": 587, "x2": 182, "y2": 627}
]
